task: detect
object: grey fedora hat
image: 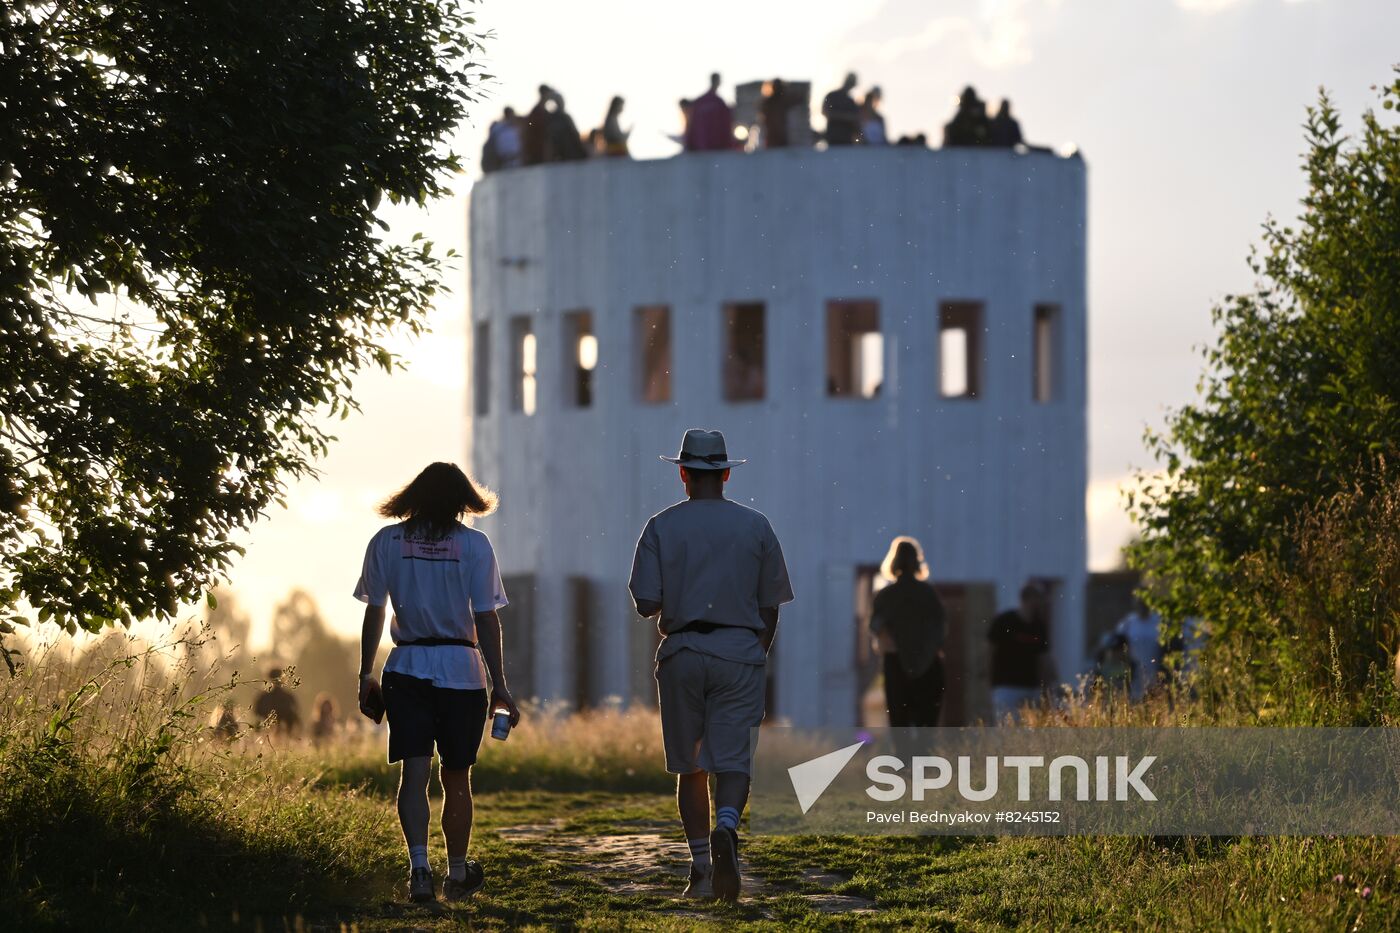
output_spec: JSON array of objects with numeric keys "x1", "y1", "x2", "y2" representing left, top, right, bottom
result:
[{"x1": 660, "y1": 428, "x2": 747, "y2": 470}]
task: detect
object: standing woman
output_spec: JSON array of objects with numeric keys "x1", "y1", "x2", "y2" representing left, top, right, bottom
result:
[
  {"x1": 871, "y1": 536, "x2": 946, "y2": 727},
  {"x1": 355, "y1": 462, "x2": 520, "y2": 904}
]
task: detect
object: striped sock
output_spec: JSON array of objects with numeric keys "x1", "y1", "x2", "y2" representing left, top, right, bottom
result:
[
  {"x1": 715, "y1": 806, "x2": 741, "y2": 832},
  {"x1": 408, "y1": 845, "x2": 430, "y2": 871},
  {"x1": 688, "y1": 836, "x2": 711, "y2": 870}
]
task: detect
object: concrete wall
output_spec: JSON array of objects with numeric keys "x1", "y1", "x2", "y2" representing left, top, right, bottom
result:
[{"x1": 466, "y1": 145, "x2": 1088, "y2": 727}]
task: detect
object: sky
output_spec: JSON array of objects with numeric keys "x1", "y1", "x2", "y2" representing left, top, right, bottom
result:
[{"x1": 214, "y1": 0, "x2": 1398, "y2": 647}]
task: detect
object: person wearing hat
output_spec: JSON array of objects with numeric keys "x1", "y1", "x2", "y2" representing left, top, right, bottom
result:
[{"x1": 628, "y1": 429, "x2": 794, "y2": 902}]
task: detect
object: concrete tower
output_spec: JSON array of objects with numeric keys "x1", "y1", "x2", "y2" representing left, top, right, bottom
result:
[{"x1": 467, "y1": 145, "x2": 1087, "y2": 728}]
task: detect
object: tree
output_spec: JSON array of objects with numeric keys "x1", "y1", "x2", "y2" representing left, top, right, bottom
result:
[
  {"x1": 1130, "y1": 70, "x2": 1400, "y2": 641},
  {"x1": 0, "y1": 1, "x2": 483, "y2": 663}
]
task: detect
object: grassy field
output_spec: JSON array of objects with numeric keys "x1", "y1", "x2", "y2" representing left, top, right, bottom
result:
[{"x1": 2, "y1": 641, "x2": 1395, "y2": 930}]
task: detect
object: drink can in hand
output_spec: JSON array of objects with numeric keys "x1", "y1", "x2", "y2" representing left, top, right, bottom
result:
[{"x1": 491, "y1": 709, "x2": 511, "y2": 741}]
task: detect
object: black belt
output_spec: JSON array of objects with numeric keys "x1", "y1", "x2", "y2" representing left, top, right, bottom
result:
[
  {"x1": 395, "y1": 638, "x2": 477, "y2": 648},
  {"x1": 671, "y1": 621, "x2": 740, "y2": 635}
]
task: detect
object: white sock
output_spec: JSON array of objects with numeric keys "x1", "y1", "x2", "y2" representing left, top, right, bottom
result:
[
  {"x1": 688, "y1": 837, "x2": 711, "y2": 870},
  {"x1": 448, "y1": 855, "x2": 468, "y2": 881},
  {"x1": 716, "y1": 806, "x2": 741, "y2": 832},
  {"x1": 408, "y1": 845, "x2": 430, "y2": 871}
]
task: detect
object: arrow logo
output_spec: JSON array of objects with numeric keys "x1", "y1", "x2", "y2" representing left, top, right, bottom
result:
[{"x1": 787, "y1": 741, "x2": 866, "y2": 814}]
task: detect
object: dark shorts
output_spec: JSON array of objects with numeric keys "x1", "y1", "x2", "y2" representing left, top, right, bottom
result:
[{"x1": 382, "y1": 671, "x2": 489, "y2": 770}]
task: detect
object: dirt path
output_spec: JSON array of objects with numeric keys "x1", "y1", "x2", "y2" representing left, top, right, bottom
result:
[{"x1": 496, "y1": 819, "x2": 878, "y2": 920}]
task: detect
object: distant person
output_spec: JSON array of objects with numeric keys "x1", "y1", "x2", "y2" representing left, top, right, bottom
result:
[
  {"x1": 988, "y1": 583, "x2": 1052, "y2": 722},
  {"x1": 860, "y1": 86, "x2": 888, "y2": 145},
  {"x1": 1100, "y1": 597, "x2": 1164, "y2": 702},
  {"x1": 870, "y1": 536, "x2": 945, "y2": 727},
  {"x1": 668, "y1": 98, "x2": 693, "y2": 147},
  {"x1": 483, "y1": 106, "x2": 523, "y2": 172},
  {"x1": 896, "y1": 133, "x2": 928, "y2": 147},
  {"x1": 988, "y1": 99, "x2": 1023, "y2": 147},
  {"x1": 355, "y1": 462, "x2": 519, "y2": 904},
  {"x1": 545, "y1": 93, "x2": 588, "y2": 162},
  {"x1": 522, "y1": 84, "x2": 553, "y2": 166},
  {"x1": 943, "y1": 85, "x2": 990, "y2": 147},
  {"x1": 760, "y1": 78, "x2": 790, "y2": 149},
  {"x1": 629, "y1": 429, "x2": 793, "y2": 903},
  {"x1": 684, "y1": 73, "x2": 736, "y2": 152},
  {"x1": 253, "y1": 667, "x2": 301, "y2": 735},
  {"x1": 312, "y1": 692, "x2": 339, "y2": 744},
  {"x1": 211, "y1": 701, "x2": 239, "y2": 741},
  {"x1": 600, "y1": 96, "x2": 630, "y2": 157},
  {"x1": 822, "y1": 72, "x2": 861, "y2": 146}
]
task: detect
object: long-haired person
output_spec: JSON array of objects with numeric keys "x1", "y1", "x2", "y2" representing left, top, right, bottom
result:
[
  {"x1": 354, "y1": 462, "x2": 519, "y2": 904},
  {"x1": 871, "y1": 536, "x2": 946, "y2": 727}
]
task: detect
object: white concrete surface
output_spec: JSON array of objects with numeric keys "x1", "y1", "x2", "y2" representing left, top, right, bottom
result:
[{"x1": 466, "y1": 145, "x2": 1088, "y2": 727}]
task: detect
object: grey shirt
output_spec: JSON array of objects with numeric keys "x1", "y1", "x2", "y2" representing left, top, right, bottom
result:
[{"x1": 629, "y1": 498, "x2": 794, "y2": 665}]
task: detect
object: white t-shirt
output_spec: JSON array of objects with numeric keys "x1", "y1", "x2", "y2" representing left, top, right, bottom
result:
[
  {"x1": 628, "y1": 498, "x2": 794, "y2": 666},
  {"x1": 354, "y1": 521, "x2": 508, "y2": 690}
]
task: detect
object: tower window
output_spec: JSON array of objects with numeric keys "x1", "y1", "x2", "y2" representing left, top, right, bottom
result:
[
  {"x1": 473, "y1": 321, "x2": 490, "y2": 416},
  {"x1": 635, "y1": 305, "x2": 672, "y2": 403},
  {"x1": 564, "y1": 310, "x2": 596, "y2": 408},
  {"x1": 723, "y1": 301, "x2": 766, "y2": 401},
  {"x1": 939, "y1": 302, "x2": 983, "y2": 399},
  {"x1": 510, "y1": 315, "x2": 536, "y2": 415},
  {"x1": 1033, "y1": 303, "x2": 1059, "y2": 402},
  {"x1": 826, "y1": 300, "x2": 883, "y2": 398}
]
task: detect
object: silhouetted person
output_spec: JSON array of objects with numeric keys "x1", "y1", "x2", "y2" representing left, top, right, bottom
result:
[
  {"x1": 896, "y1": 133, "x2": 928, "y2": 147},
  {"x1": 684, "y1": 73, "x2": 736, "y2": 152},
  {"x1": 822, "y1": 72, "x2": 861, "y2": 146},
  {"x1": 482, "y1": 106, "x2": 523, "y2": 173},
  {"x1": 601, "y1": 96, "x2": 629, "y2": 157},
  {"x1": 760, "y1": 79, "x2": 789, "y2": 149},
  {"x1": 870, "y1": 537, "x2": 945, "y2": 728},
  {"x1": 523, "y1": 84, "x2": 553, "y2": 166},
  {"x1": 1097, "y1": 596, "x2": 1163, "y2": 702},
  {"x1": 253, "y1": 667, "x2": 301, "y2": 735},
  {"x1": 356, "y1": 461, "x2": 518, "y2": 903},
  {"x1": 545, "y1": 92, "x2": 588, "y2": 162},
  {"x1": 629, "y1": 429, "x2": 793, "y2": 902},
  {"x1": 988, "y1": 99, "x2": 1023, "y2": 147},
  {"x1": 312, "y1": 692, "x2": 339, "y2": 744},
  {"x1": 211, "y1": 701, "x2": 239, "y2": 741},
  {"x1": 943, "y1": 85, "x2": 990, "y2": 147},
  {"x1": 860, "y1": 86, "x2": 887, "y2": 146},
  {"x1": 988, "y1": 583, "x2": 1052, "y2": 723}
]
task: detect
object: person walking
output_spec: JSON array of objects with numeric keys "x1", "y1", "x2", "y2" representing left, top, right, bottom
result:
[
  {"x1": 987, "y1": 582, "x2": 1052, "y2": 723},
  {"x1": 629, "y1": 429, "x2": 794, "y2": 903},
  {"x1": 355, "y1": 462, "x2": 520, "y2": 904},
  {"x1": 870, "y1": 536, "x2": 945, "y2": 727}
]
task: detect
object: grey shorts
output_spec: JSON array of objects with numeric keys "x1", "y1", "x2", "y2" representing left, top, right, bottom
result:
[{"x1": 656, "y1": 648, "x2": 766, "y2": 775}]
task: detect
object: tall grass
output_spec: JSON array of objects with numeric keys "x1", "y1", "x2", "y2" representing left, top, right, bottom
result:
[
  {"x1": 297, "y1": 698, "x2": 673, "y2": 796},
  {"x1": 0, "y1": 631, "x2": 399, "y2": 931}
]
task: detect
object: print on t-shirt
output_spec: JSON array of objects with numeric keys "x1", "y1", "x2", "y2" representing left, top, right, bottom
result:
[{"x1": 401, "y1": 533, "x2": 461, "y2": 563}]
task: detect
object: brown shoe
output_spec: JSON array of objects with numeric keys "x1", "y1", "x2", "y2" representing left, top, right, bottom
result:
[{"x1": 443, "y1": 860, "x2": 485, "y2": 902}]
